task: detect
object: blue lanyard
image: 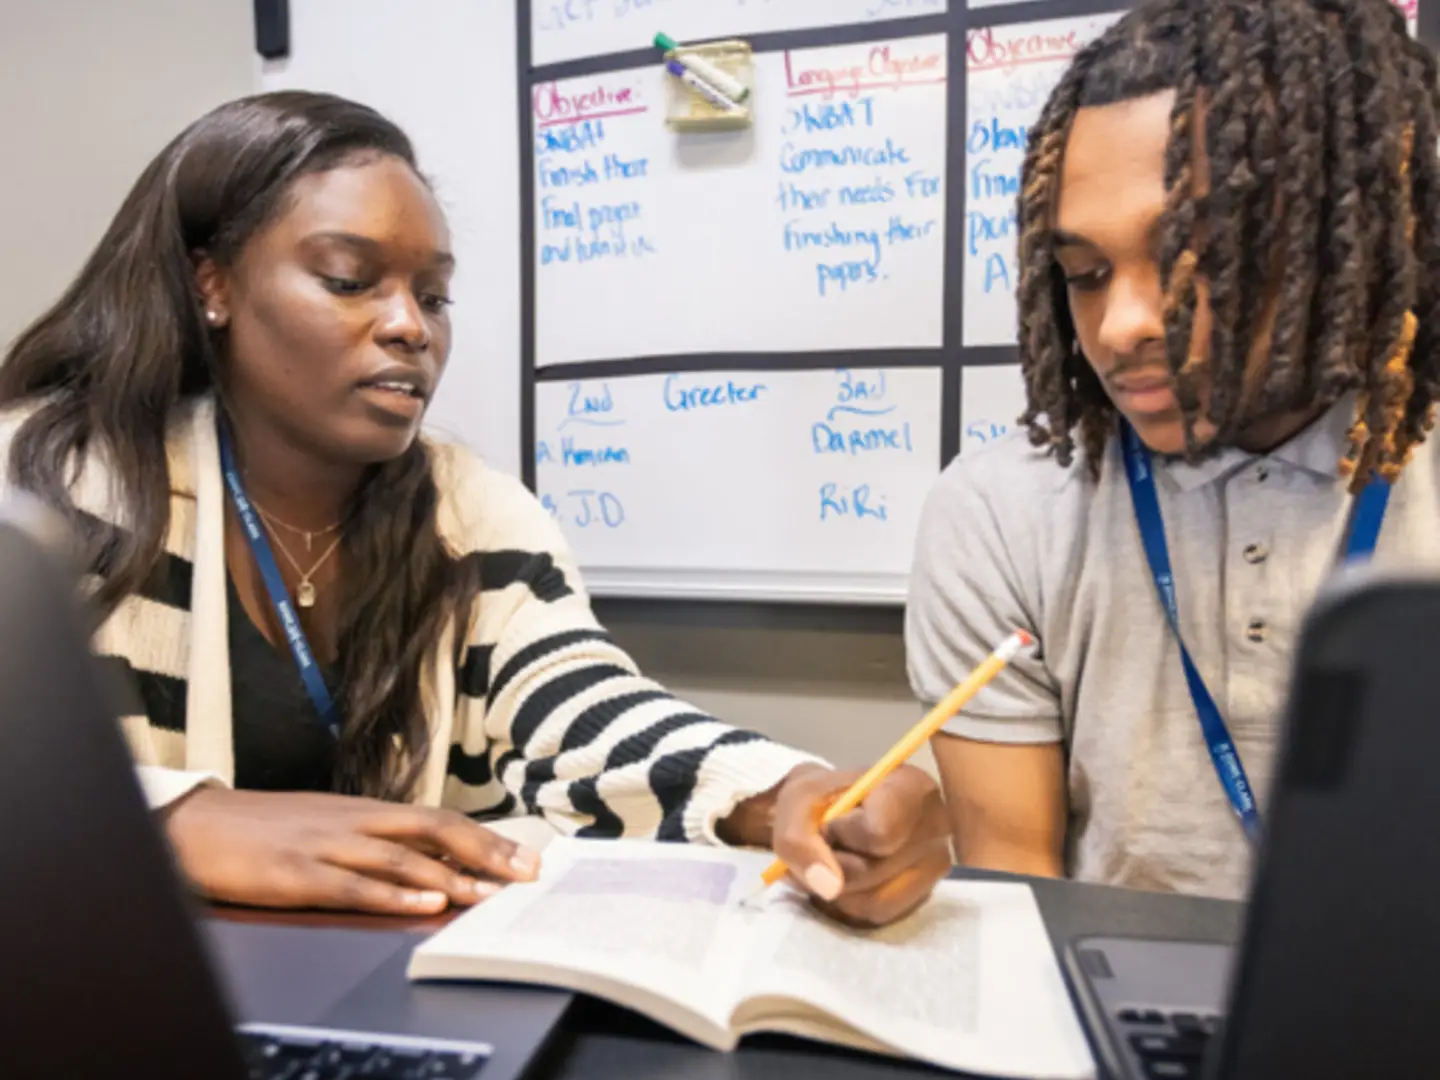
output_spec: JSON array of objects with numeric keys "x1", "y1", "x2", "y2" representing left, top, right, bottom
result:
[
  {"x1": 218, "y1": 425, "x2": 341, "y2": 738},
  {"x1": 1120, "y1": 422, "x2": 1389, "y2": 840}
]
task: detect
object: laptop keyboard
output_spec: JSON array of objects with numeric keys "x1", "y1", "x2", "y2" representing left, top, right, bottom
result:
[
  {"x1": 238, "y1": 1023, "x2": 490, "y2": 1080},
  {"x1": 1115, "y1": 1008, "x2": 1222, "y2": 1079}
]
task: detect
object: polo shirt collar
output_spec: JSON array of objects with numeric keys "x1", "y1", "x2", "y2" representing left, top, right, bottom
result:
[{"x1": 1155, "y1": 393, "x2": 1357, "y2": 493}]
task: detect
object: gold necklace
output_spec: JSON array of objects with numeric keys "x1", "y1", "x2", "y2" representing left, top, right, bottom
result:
[
  {"x1": 261, "y1": 522, "x2": 343, "y2": 609},
  {"x1": 247, "y1": 496, "x2": 341, "y2": 555}
]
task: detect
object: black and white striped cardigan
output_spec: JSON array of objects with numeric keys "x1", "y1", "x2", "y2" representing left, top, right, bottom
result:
[{"x1": 3, "y1": 397, "x2": 817, "y2": 841}]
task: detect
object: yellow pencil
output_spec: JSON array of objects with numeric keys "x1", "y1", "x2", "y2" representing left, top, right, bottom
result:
[{"x1": 751, "y1": 628, "x2": 1034, "y2": 896}]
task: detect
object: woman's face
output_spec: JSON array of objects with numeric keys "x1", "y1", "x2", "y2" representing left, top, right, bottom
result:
[{"x1": 200, "y1": 154, "x2": 455, "y2": 465}]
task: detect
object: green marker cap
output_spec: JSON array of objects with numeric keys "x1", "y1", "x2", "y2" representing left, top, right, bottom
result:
[{"x1": 654, "y1": 32, "x2": 678, "y2": 52}]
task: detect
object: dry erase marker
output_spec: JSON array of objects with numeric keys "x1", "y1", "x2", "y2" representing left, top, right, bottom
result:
[
  {"x1": 665, "y1": 60, "x2": 742, "y2": 112},
  {"x1": 655, "y1": 32, "x2": 750, "y2": 103}
]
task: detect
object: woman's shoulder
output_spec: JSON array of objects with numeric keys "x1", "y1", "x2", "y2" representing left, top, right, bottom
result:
[{"x1": 424, "y1": 437, "x2": 562, "y2": 557}]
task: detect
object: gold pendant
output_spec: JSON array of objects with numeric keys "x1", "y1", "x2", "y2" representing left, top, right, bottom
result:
[{"x1": 297, "y1": 580, "x2": 317, "y2": 609}]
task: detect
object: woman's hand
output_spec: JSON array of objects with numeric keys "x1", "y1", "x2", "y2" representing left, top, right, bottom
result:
[
  {"x1": 163, "y1": 788, "x2": 541, "y2": 916},
  {"x1": 721, "y1": 763, "x2": 952, "y2": 927}
]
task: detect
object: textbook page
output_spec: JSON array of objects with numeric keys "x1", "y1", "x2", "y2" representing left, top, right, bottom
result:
[
  {"x1": 738, "y1": 883, "x2": 1096, "y2": 1080},
  {"x1": 411, "y1": 838, "x2": 1094, "y2": 1076},
  {"x1": 409, "y1": 839, "x2": 770, "y2": 1048}
]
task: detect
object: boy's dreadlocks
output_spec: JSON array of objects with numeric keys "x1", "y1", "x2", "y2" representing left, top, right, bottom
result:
[{"x1": 1016, "y1": 0, "x2": 1439, "y2": 491}]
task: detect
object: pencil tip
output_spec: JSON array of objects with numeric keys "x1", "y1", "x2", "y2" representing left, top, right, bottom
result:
[{"x1": 738, "y1": 881, "x2": 772, "y2": 909}]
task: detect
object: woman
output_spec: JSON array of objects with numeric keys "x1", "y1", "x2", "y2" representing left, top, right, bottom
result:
[
  {"x1": 909, "y1": 0, "x2": 1439, "y2": 898},
  {"x1": 1, "y1": 91, "x2": 949, "y2": 924}
]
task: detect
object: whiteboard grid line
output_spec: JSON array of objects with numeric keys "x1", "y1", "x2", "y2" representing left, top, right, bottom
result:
[
  {"x1": 528, "y1": 14, "x2": 952, "y2": 81},
  {"x1": 518, "y1": 0, "x2": 537, "y2": 493},
  {"x1": 532, "y1": 346, "x2": 1019, "y2": 383},
  {"x1": 537, "y1": 349, "x2": 944, "y2": 383},
  {"x1": 963, "y1": 0, "x2": 1138, "y2": 32},
  {"x1": 941, "y1": 3, "x2": 969, "y2": 466}
]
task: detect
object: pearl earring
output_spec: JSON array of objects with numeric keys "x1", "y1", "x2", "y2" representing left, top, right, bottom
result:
[{"x1": 205, "y1": 309, "x2": 221, "y2": 325}]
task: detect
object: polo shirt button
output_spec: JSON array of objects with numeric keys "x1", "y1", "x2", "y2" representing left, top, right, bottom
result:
[
  {"x1": 1244, "y1": 543, "x2": 1268, "y2": 564},
  {"x1": 1246, "y1": 619, "x2": 1268, "y2": 643},
  {"x1": 1255, "y1": 466, "x2": 1270, "y2": 482}
]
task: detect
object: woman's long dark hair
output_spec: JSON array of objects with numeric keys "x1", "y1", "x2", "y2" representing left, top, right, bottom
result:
[
  {"x1": 1016, "y1": 0, "x2": 1440, "y2": 489},
  {"x1": 0, "y1": 91, "x2": 481, "y2": 799}
]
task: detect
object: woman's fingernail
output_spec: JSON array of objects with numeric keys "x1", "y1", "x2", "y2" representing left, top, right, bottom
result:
[
  {"x1": 510, "y1": 848, "x2": 541, "y2": 877},
  {"x1": 804, "y1": 864, "x2": 843, "y2": 901},
  {"x1": 406, "y1": 890, "x2": 447, "y2": 909},
  {"x1": 473, "y1": 878, "x2": 503, "y2": 900}
]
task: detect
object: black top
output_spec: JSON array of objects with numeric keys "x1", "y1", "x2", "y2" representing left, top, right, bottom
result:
[{"x1": 228, "y1": 573, "x2": 338, "y2": 792}]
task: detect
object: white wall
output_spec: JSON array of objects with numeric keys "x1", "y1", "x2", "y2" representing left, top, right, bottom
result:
[
  {"x1": 258, "y1": 0, "x2": 524, "y2": 478},
  {"x1": 0, "y1": 0, "x2": 258, "y2": 349}
]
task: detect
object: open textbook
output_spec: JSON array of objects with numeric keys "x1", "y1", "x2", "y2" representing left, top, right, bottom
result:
[{"x1": 408, "y1": 838, "x2": 1095, "y2": 1078}]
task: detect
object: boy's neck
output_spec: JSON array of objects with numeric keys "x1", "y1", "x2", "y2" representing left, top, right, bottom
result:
[{"x1": 1234, "y1": 403, "x2": 1330, "y2": 455}]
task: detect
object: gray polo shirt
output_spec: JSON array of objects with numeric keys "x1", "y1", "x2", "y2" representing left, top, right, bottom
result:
[{"x1": 906, "y1": 395, "x2": 1440, "y2": 899}]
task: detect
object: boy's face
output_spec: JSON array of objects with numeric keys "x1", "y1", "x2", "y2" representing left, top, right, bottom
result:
[
  {"x1": 1054, "y1": 90, "x2": 1201, "y2": 455},
  {"x1": 1052, "y1": 90, "x2": 1286, "y2": 456}
]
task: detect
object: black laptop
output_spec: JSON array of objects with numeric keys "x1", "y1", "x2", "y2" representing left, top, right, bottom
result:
[
  {"x1": 1065, "y1": 568, "x2": 1440, "y2": 1079},
  {"x1": 0, "y1": 499, "x2": 570, "y2": 1079}
]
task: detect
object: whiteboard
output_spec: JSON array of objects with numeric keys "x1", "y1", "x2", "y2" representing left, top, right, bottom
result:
[
  {"x1": 960, "y1": 363, "x2": 1027, "y2": 453},
  {"x1": 970, "y1": 1, "x2": 1415, "y2": 31},
  {"x1": 533, "y1": 0, "x2": 947, "y2": 66},
  {"x1": 533, "y1": 33, "x2": 948, "y2": 366},
  {"x1": 534, "y1": 367, "x2": 942, "y2": 601},
  {"x1": 962, "y1": 13, "x2": 1123, "y2": 347}
]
